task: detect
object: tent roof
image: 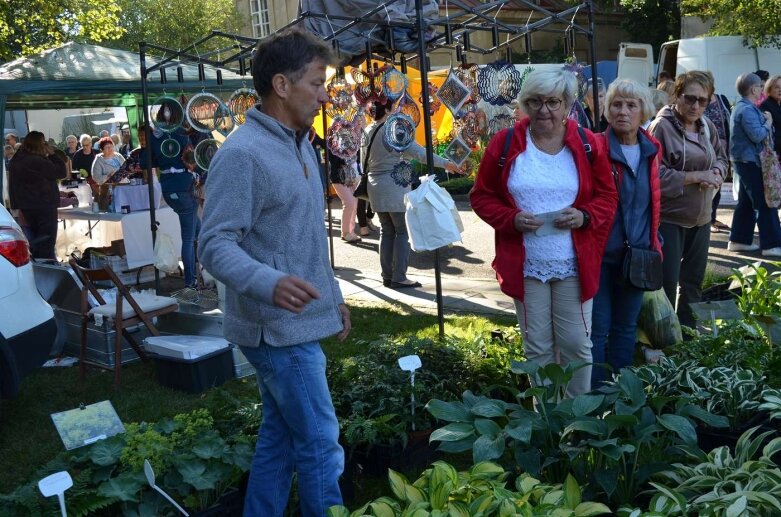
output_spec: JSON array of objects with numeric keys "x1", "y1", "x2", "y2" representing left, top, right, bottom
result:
[{"x1": 0, "y1": 42, "x2": 251, "y2": 109}]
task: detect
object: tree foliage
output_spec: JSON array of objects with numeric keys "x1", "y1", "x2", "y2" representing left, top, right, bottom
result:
[
  {"x1": 112, "y1": 0, "x2": 245, "y2": 54},
  {"x1": 681, "y1": 0, "x2": 781, "y2": 48},
  {"x1": 0, "y1": 0, "x2": 124, "y2": 62},
  {"x1": 619, "y1": 0, "x2": 681, "y2": 59}
]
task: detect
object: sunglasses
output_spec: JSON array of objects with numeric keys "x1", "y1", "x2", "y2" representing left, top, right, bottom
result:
[{"x1": 681, "y1": 94, "x2": 709, "y2": 108}]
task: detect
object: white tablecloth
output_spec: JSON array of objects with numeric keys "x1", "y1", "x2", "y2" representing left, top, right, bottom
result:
[
  {"x1": 112, "y1": 182, "x2": 162, "y2": 212},
  {"x1": 56, "y1": 207, "x2": 182, "y2": 269},
  {"x1": 58, "y1": 183, "x2": 93, "y2": 207}
]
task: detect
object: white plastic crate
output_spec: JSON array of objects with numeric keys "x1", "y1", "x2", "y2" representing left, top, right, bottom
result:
[{"x1": 89, "y1": 252, "x2": 163, "y2": 286}]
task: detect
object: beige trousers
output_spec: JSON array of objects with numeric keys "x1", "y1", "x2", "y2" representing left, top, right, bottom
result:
[{"x1": 514, "y1": 275, "x2": 593, "y2": 398}]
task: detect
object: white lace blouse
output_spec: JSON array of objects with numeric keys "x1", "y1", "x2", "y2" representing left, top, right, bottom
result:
[{"x1": 507, "y1": 132, "x2": 580, "y2": 282}]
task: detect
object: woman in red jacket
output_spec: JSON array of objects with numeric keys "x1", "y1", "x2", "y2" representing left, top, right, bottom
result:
[
  {"x1": 471, "y1": 68, "x2": 617, "y2": 397},
  {"x1": 591, "y1": 79, "x2": 663, "y2": 389}
]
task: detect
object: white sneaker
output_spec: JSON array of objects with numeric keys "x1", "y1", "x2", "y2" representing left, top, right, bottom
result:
[
  {"x1": 762, "y1": 247, "x2": 781, "y2": 257},
  {"x1": 728, "y1": 241, "x2": 760, "y2": 252}
]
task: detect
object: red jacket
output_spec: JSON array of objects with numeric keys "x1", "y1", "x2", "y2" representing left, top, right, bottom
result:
[
  {"x1": 594, "y1": 127, "x2": 663, "y2": 256},
  {"x1": 470, "y1": 118, "x2": 617, "y2": 302}
]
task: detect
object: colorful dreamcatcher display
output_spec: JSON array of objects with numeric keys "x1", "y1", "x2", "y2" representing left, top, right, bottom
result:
[
  {"x1": 451, "y1": 110, "x2": 482, "y2": 147},
  {"x1": 186, "y1": 92, "x2": 234, "y2": 136},
  {"x1": 487, "y1": 113, "x2": 515, "y2": 139},
  {"x1": 391, "y1": 159, "x2": 416, "y2": 188},
  {"x1": 383, "y1": 113, "x2": 416, "y2": 153},
  {"x1": 396, "y1": 91, "x2": 421, "y2": 128},
  {"x1": 477, "y1": 61, "x2": 523, "y2": 106},
  {"x1": 194, "y1": 139, "x2": 221, "y2": 170},
  {"x1": 227, "y1": 88, "x2": 259, "y2": 126},
  {"x1": 443, "y1": 136, "x2": 472, "y2": 168},
  {"x1": 352, "y1": 64, "x2": 390, "y2": 105},
  {"x1": 383, "y1": 68, "x2": 408, "y2": 102},
  {"x1": 419, "y1": 82, "x2": 441, "y2": 116},
  {"x1": 326, "y1": 118, "x2": 362, "y2": 159},
  {"x1": 326, "y1": 74, "x2": 356, "y2": 119},
  {"x1": 150, "y1": 96, "x2": 185, "y2": 133},
  {"x1": 436, "y1": 69, "x2": 472, "y2": 117}
]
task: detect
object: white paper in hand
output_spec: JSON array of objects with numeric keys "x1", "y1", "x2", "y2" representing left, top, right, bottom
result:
[{"x1": 534, "y1": 210, "x2": 568, "y2": 237}]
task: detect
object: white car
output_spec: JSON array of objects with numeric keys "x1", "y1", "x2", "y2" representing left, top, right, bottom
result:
[{"x1": 0, "y1": 204, "x2": 57, "y2": 399}]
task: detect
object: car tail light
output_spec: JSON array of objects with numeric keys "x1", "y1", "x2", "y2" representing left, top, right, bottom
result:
[{"x1": 0, "y1": 226, "x2": 31, "y2": 267}]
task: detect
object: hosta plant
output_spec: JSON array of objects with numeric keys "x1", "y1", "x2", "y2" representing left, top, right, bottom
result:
[{"x1": 327, "y1": 460, "x2": 612, "y2": 517}]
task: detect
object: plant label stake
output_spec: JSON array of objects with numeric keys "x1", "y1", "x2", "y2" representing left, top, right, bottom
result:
[
  {"x1": 398, "y1": 354, "x2": 422, "y2": 430},
  {"x1": 144, "y1": 459, "x2": 190, "y2": 516},
  {"x1": 38, "y1": 471, "x2": 73, "y2": 517}
]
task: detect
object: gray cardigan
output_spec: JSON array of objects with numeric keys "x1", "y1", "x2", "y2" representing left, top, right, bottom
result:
[
  {"x1": 199, "y1": 108, "x2": 345, "y2": 348},
  {"x1": 362, "y1": 121, "x2": 449, "y2": 212}
]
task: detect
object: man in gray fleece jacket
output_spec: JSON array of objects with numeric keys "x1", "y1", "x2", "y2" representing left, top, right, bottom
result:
[{"x1": 199, "y1": 29, "x2": 350, "y2": 516}]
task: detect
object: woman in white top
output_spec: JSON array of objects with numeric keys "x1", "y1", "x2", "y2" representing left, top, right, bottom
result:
[
  {"x1": 470, "y1": 68, "x2": 617, "y2": 397},
  {"x1": 91, "y1": 136, "x2": 125, "y2": 185}
]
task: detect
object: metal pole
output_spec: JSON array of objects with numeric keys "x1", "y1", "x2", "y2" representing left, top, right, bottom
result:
[
  {"x1": 321, "y1": 105, "x2": 335, "y2": 268},
  {"x1": 415, "y1": 0, "x2": 445, "y2": 339},
  {"x1": 588, "y1": 0, "x2": 599, "y2": 125},
  {"x1": 140, "y1": 42, "x2": 160, "y2": 294}
]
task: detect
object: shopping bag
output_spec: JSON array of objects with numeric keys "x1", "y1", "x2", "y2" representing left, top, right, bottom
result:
[
  {"x1": 637, "y1": 288, "x2": 683, "y2": 349},
  {"x1": 153, "y1": 232, "x2": 179, "y2": 274},
  {"x1": 404, "y1": 175, "x2": 463, "y2": 251},
  {"x1": 761, "y1": 137, "x2": 781, "y2": 208}
]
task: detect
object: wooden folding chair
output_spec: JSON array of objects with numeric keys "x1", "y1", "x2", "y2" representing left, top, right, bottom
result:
[{"x1": 68, "y1": 258, "x2": 179, "y2": 388}]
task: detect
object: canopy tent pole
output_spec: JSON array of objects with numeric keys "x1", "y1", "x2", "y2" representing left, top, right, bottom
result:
[{"x1": 139, "y1": 42, "x2": 161, "y2": 294}]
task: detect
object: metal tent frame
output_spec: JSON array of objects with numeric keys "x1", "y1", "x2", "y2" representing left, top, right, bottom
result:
[{"x1": 138, "y1": 0, "x2": 600, "y2": 337}]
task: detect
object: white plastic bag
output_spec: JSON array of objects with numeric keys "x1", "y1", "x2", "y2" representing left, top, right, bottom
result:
[
  {"x1": 153, "y1": 232, "x2": 179, "y2": 274},
  {"x1": 404, "y1": 175, "x2": 464, "y2": 251}
]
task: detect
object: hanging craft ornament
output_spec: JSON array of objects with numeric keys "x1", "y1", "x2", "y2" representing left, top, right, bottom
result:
[
  {"x1": 352, "y1": 64, "x2": 390, "y2": 105},
  {"x1": 227, "y1": 88, "x2": 260, "y2": 126},
  {"x1": 159, "y1": 138, "x2": 182, "y2": 159},
  {"x1": 443, "y1": 136, "x2": 472, "y2": 168},
  {"x1": 382, "y1": 68, "x2": 408, "y2": 102},
  {"x1": 396, "y1": 91, "x2": 421, "y2": 128},
  {"x1": 487, "y1": 113, "x2": 515, "y2": 139},
  {"x1": 186, "y1": 92, "x2": 234, "y2": 135},
  {"x1": 149, "y1": 96, "x2": 185, "y2": 133},
  {"x1": 454, "y1": 62, "x2": 481, "y2": 104},
  {"x1": 326, "y1": 118, "x2": 362, "y2": 159},
  {"x1": 194, "y1": 139, "x2": 221, "y2": 170},
  {"x1": 326, "y1": 75, "x2": 356, "y2": 119},
  {"x1": 477, "y1": 61, "x2": 523, "y2": 106},
  {"x1": 383, "y1": 113, "x2": 416, "y2": 153},
  {"x1": 391, "y1": 159, "x2": 415, "y2": 188},
  {"x1": 437, "y1": 69, "x2": 472, "y2": 117},
  {"x1": 451, "y1": 110, "x2": 482, "y2": 147},
  {"x1": 419, "y1": 82, "x2": 441, "y2": 116}
]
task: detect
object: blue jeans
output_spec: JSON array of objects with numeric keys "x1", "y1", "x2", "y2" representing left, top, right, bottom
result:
[
  {"x1": 729, "y1": 161, "x2": 781, "y2": 250},
  {"x1": 240, "y1": 342, "x2": 343, "y2": 516},
  {"x1": 163, "y1": 190, "x2": 200, "y2": 287},
  {"x1": 591, "y1": 262, "x2": 645, "y2": 389}
]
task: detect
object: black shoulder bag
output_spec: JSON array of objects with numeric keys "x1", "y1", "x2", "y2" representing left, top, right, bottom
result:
[
  {"x1": 612, "y1": 164, "x2": 663, "y2": 291},
  {"x1": 353, "y1": 122, "x2": 384, "y2": 201}
]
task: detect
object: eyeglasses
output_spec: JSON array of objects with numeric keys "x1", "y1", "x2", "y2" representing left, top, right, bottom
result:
[
  {"x1": 681, "y1": 94, "x2": 709, "y2": 108},
  {"x1": 525, "y1": 98, "x2": 563, "y2": 111}
]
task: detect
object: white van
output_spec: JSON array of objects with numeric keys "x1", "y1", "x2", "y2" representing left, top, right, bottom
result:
[{"x1": 657, "y1": 36, "x2": 781, "y2": 100}]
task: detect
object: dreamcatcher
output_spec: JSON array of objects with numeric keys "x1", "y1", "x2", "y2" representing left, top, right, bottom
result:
[
  {"x1": 186, "y1": 92, "x2": 234, "y2": 136},
  {"x1": 352, "y1": 64, "x2": 390, "y2": 105},
  {"x1": 443, "y1": 137, "x2": 472, "y2": 168},
  {"x1": 477, "y1": 61, "x2": 522, "y2": 106},
  {"x1": 194, "y1": 139, "x2": 221, "y2": 170},
  {"x1": 383, "y1": 68, "x2": 408, "y2": 102},
  {"x1": 383, "y1": 113, "x2": 416, "y2": 153},
  {"x1": 227, "y1": 88, "x2": 259, "y2": 126},
  {"x1": 453, "y1": 62, "x2": 481, "y2": 104},
  {"x1": 149, "y1": 96, "x2": 186, "y2": 158},
  {"x1": 419, "y1": 82, "x2": 441, "y2": 115}
]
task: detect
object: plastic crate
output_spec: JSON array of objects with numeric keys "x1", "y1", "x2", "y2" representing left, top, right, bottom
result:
[
  {"x1": 149, "y1": 346, "x2": 234, "y2": 393},
  {"x1": 89, "y1": 252, "x2": 162, "y2": 286}
]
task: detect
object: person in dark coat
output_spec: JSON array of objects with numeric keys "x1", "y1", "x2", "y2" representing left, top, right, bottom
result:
[{"x1": 8, "y1": 131, "x2": 67, "y2": 259}]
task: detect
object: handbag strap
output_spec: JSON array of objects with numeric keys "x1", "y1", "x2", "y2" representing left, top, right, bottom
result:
[{"x1": 361, "y1": 122, "x2": 385, "y2": 175}]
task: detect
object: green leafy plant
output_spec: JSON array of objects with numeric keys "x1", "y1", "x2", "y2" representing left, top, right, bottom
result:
[
  {"x1": 622, "y1": 427, "x2": 781, "y2": 516},
  {"x1": 731, "y1": 262, "x2": 781, "y2": 321},
  {"x1": 327, "y1": 461, "x2": 611, "y2": 516}
]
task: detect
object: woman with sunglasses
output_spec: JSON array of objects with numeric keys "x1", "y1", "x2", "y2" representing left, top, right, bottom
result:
[
  {"x1": 471, "y1": 68, "x2": 616, "y2": 398},
  {"x1": 648, "y1": 71, "x2": 728, "y2": 329},
  {"x1": 728, "y1": 72, "x2": 781, "y2": 257}
]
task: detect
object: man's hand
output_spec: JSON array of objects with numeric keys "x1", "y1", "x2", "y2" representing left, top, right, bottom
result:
[
  {"x1": 336, "y1": 304, "x2": 351, "y2": 341},
  {"x1": 273, "y1": 275, "x2": 320, "y2": 314}
]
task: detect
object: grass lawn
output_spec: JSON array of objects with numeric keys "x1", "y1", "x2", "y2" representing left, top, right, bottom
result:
[{"x1": 0, "y1": 302, "x2": 516, "y2": 499}]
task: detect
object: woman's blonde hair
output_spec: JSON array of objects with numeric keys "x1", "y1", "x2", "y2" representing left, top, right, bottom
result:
[
  {"x1": 518, "y1": 68, "x2": 578, "y2": 115},
  {"x1": 604, "y1": 78, "x2": 656, "y2": 122},
  {"x1": 765, "y1": 74, "x2": 781, "y2": 97}
]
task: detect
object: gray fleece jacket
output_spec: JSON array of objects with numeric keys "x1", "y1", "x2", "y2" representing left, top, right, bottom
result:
[{"x1": 199, "y1": 107, "x2": 345, "y2": 348}]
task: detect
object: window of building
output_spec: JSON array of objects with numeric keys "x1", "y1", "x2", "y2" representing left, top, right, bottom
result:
[{"x1": 250, "y1": 0, "x2": 271, "y2": 38}]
